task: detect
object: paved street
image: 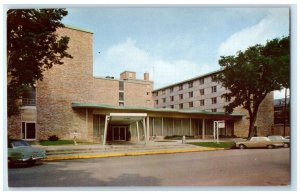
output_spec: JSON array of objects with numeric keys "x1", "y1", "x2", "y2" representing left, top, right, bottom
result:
[{"x1": 8, "y1": 148, "x2": 290, "y2": 187}]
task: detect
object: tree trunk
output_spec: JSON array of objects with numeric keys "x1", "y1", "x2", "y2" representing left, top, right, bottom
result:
[{"x1": 247, "y1": 112, "x2": 258, "y2": 139}]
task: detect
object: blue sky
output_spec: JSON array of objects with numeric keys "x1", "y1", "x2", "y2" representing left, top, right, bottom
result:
[{"x1": 62, "y1": 7, "x2": 289, "y2": 98}]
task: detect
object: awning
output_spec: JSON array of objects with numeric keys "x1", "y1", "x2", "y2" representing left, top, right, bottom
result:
[
  {"x1": 71, "y1": 102, "x2": 245, "y2": 119},
  {"x1": 109, "y1": 113, "x2": 147, "y2": 125}
]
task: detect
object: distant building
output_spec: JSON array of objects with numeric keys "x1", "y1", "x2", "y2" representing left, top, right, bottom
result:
[
  {"x1": 274, "y1": 98, "x2": 290, "y2": 124},
  {"x1": 153, "y1": 71, "x2": 274, "y2": 137}
]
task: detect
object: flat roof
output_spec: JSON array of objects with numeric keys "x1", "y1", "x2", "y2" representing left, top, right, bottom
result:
[
  {"x1": 64, "y1": 24, "x2": 93, "y2": 34},
  {"x1": 153, "y1": 69, "x2": 222, "y2": 92},
  {"x1": 71, "y1": 102, "x2": 244, "y2": 117}
]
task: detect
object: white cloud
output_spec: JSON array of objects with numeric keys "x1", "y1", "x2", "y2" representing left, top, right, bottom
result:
[
  {"x1": 94, "y1": 38, "x2": 216, "y2": 89},
  {"x1": 218, "y1": 9, "x2": 289, "y2": 56}
]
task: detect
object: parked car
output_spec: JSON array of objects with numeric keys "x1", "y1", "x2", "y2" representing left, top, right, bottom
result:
[
  {"x1": 268, "y1": 135, "x2": 290, "y2": 148},
  {"x1": 8, "y1": 139, "x2": 46, "y2": 165},
  {"x1": 235, "y1": 137, "x2": 284, "y2": 149}
]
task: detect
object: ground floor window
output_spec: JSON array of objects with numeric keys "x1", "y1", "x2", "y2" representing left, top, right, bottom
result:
[{"x1": 21, "y1": 122, "x2": 36, "y2": 139}]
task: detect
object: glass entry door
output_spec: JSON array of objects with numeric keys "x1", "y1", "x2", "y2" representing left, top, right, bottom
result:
[{"x1": 112, "y1": 126, "x2": 127, "y2": 141}]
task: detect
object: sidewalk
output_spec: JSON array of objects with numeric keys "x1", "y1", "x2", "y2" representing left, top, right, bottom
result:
[{"x1": 34, "y1": 140, "x2": 225, "y2": 161}]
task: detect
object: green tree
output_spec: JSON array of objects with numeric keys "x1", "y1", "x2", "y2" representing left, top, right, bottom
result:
[
  {"x1": 7, "y1": 9, "x2": 72, "y2": 117},
  {"x1": 215, "y1": 36, "x2": 290, "y2": 139}
]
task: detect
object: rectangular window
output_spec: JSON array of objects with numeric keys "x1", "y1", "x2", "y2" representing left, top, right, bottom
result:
[
  {"x1": 170, "y1": 87, "x2": 174, "y2": 93},
  {"x1": 119, "y1": 81, "x2": 124, "y2": 91},
  {"x1": 170, "y1": 96, "x2": 174, "y2": 102},
  {"x1": 188, "y1": 82, "x2": 193, "y2": 88},
  {"x1": 155, "y1": 100, "x2": 158, "y2": 105},
  {"x1": 189, "y1": 102, "x2": 193, "y2": 108},
  {"x1": 162, "y1": 89, "x2": 165, "y2": 95},
  {"x1": 212, "y1": 97, "x2": 217, "y2": 104},
  {"x1": 21, "y1": 122, "x2": 36, "y2": 139},
  {"x1": 170, "y1": 105, "x2": 174, "y2": 109},
  {"x1": 179, "y1": 103, "x2": 183, "y2": 109},
  {"x1": 211, "y1": 75, "x2": 217, "y2": 82},
  {"x1": 119, "y1": 92, "x2": 124, "y2": 101},
  {"x1": 200, "y1": 99, "x2": 205, "y2": 106},
  {"x1": 119, "y1": 102, "x2": 124, "y2": 107},
  {"x1": 211, "y1": 86, "x2": 217, "y2": 93},
  {"x1": 179, "y1": 94, "x2": 183, "y2": 100},
  {"x1": 189, "y1": 92, "x2": 193, "y2": 98},
  {"x1": 22, "y1": 87, "x2": 36, "y2": 106},
  {"x1": 163, "y1": 98, "x2": 166, "y2": 103},
  {"x1": 200, "y1": 89, "x2": 204, "y2": 95},
  {"x1": 178, "y1": 84, "x2": 183, "y2": 91},
  {"x1": 199, "y1": 78, "x2": 204, "y2": 85},
  {"x1": 211, "y1": 109, "x2": 217, "y2": 112}
]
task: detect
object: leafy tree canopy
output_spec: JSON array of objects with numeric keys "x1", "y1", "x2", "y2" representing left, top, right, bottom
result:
[
  {"x1": 215, "y1": 36, "x2": 290, "y2": 138},
  {"x1": 7, "y1": 9, "x2": 72, "y2": 117}
]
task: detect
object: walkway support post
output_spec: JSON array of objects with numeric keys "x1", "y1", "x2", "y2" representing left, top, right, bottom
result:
[
  {"x1": 136, "y1": 121, "x2": 140, "y2": 143},
  {"x1": 143, "y1": 118, "x2": 147, "y2": 145},
  {"x1": 202, "y1": 119, "x2": 206, "y2": 139},
  {"x1": 103, "y1": 115, "x2": 110, "y2": 145},
  {"x1": 146, "y1": 116, "x2": 150, "y2": 142}
]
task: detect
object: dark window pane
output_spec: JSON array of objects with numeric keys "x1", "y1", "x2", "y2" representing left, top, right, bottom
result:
[
  {"x1": 119, "y1": 92, "x2": 124, "y2": 101},
  {"x1": 119, "y1": 81, "x2": 124, "y2": 90},
  {"x1": 22, "y1": 122, "x2": 26, "y2": 139},
  {"x1": 26, "y1": 123, "x2": 36, "y2": 139}
]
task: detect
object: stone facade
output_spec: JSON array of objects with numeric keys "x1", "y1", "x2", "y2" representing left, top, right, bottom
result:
[{"x1": 234, "y1": 92, "x2": 274, "y2": 137}]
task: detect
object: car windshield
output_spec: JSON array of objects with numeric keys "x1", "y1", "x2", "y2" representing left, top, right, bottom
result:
[
  {"x1": 268, "y1": 136, "x2": 283, "y2": 140},
  {"x1": 11, "y1": 140, "x2": 30, "y2": 147}
]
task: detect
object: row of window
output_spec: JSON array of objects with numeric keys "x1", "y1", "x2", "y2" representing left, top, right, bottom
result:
[
  {"x1": 155, "y1": 76, "x2": 218, "y2": 96},
  {"x1": 160, "y1": 86, "x2": 217, "y2": 97},
  {"x1": 157, "y1": 97, "x2": 223, "y2": 106},
  {"x1": 155, "y1": 87, "x2": 226, "y2": 105},
  {"x1": 163, "y1": 104, "x2": 218, "y2": 112}
]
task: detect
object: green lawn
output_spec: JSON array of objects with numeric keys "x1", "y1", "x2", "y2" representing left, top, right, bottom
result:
[
  {"x1": 189, "y1": 141, "x2": 236, "y2": 149},
  {"x1": 39, "y1": 140, "x2": 76, "y2": 146}
]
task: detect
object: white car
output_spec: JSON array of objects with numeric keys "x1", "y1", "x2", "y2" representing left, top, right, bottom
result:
[
  {"x1": 236, "y1": 137, "x2": 284, "y2": 149},
  {"x1": 268, "y1": 135, "x2": 290, "y2": 148}
]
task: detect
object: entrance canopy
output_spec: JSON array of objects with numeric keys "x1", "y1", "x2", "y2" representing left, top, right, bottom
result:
[{"x1": 109, "y1": 113, "x2": 147, "y2": 125}]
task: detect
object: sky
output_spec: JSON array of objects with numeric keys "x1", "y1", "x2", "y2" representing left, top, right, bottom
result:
[{"x1": 61, "y1": 7, "x2": 290, "y2": 98}]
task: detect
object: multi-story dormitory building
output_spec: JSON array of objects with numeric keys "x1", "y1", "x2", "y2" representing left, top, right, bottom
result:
[{"x1": 7, "y1": 26, "x2": 274, "y2": 144}]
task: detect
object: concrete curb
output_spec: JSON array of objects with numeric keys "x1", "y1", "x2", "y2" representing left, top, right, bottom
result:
[{"x1": 43, "y1": 147, "x2": 224, "y2": 161}]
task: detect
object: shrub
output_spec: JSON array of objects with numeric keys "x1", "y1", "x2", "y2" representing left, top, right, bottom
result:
[{"x1": 48, "y1": 135, "x2": 59, "y2": 141}]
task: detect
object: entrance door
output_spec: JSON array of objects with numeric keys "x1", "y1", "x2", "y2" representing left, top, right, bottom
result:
[{"x1": 112, "y1": 126, "x2": 127, "y2": 141}]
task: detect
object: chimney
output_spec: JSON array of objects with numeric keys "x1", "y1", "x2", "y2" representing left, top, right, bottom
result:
[{"x1": 144, "y1": 72, "x2": 149, "y2": 81}]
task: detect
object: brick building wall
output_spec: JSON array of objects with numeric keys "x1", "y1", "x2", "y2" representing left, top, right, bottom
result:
[
  {"x1": 8, "y1": 26, "x2": 154, "y2": 141},
  {"x1": 36, "y1": 27, "x2": 94, "y2": 140}
]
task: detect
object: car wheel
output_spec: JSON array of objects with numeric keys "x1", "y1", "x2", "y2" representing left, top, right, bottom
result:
[
  {"x1": 267, "y1": 145, "x2": 274, "y2": 149},
  {"x1": 239, "y1": 144, "x2": 246, "y2": 149},
  {"x1": 283, "y1": 143, "x2": 289, "y2": 148}
]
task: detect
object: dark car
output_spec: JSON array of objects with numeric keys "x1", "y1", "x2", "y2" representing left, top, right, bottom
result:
[{"x1": 8, "y1": 139, "x2": 46, "y2": 165}]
